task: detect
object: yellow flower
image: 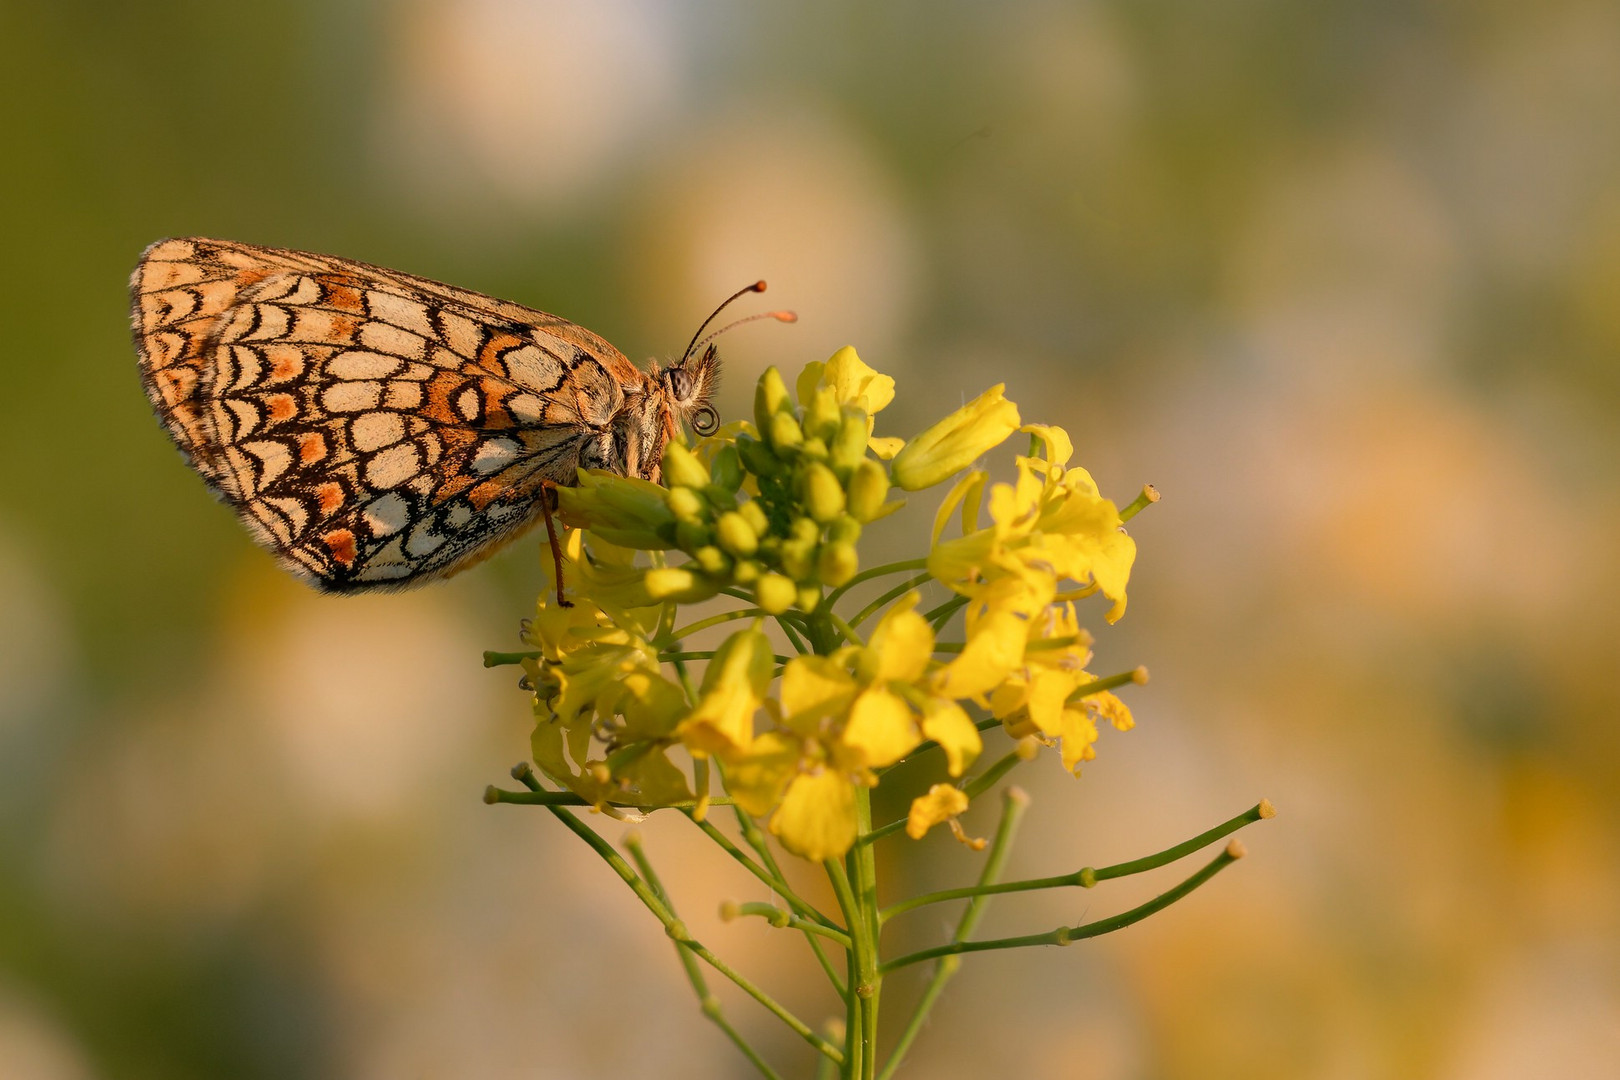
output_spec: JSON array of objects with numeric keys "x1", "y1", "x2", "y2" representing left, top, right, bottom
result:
[
  {"x1": 797, "y1": 346, "x2": 902, "y2": 459},
  {"x1": 905, "y1": 784, "x2": 984, "y2": 849},
  {"x1": 677, "y1": 628, "x2": 774, "y2": 758},
  {"x1": 891, "y1": 384, "x2": 1021, "y2": 491},
  {"x1": 771, "y1": 766, "x2": 858, "y2": 863},
  {"x1": 929, "y1": 424, "x2": 1135, "y2": 622}
]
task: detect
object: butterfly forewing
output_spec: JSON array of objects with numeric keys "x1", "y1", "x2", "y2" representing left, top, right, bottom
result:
[{"x1": 131, "y1": 237, "x2": 650, "y2": 590}]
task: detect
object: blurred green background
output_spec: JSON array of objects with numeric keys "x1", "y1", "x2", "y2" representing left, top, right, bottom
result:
[{"x1": 3, "y1": 1, "x2": 1619, "y2": 1077}]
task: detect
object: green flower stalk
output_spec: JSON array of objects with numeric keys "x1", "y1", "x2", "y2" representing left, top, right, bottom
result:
[{"x1": 488, "y1": 347, "x2": 1273, "y2": 1079}]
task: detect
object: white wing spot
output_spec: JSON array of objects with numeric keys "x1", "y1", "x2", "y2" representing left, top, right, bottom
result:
[
  {"x1": 351, "y1": 411, "x2": 406, "y2": 452},
  {"x1": 473, "y1": 438, "x2": 521, "y2": 475},
  {"x1": 327, "y1": 350, "x2": 404, "y2": 380},
  {"x1": 502, "y1": 344, "x2": 563, "y2": 392},
  {"x1": 507, "y1": 394, "x2": 545, "y2": 424},
  {"x1": 365, "y1": 443, "x2": 421, "y2": 489},
  {"x1": 406, "y1": 523, "x2": 446, "y2": 557},
  {"x1": 359, "y1": 321, "x2": 426, "y2": 360},
  {"x1": 361, "y1": 492, "x2": 410, "y2": 537},
  {"x1": 242, "y1": 439, "x2": 293, "y2": 485},
  {"x1": 322, "y1": 381, "x2": 383, "y2": 412},
  {"x1": 455, "y1": 387, "x2": 483, "y2": 421},
  {"x1": 384, "y1": 381, "x2": 422, "y2": 410}
]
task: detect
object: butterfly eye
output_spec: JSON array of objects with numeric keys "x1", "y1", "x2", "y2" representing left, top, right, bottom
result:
[
  {"x1": 691, "y1": 405, "x2": 719, "y2": 436},
  {"x1": 668, "y1": 367, "x2": 694, "y2": 401}
]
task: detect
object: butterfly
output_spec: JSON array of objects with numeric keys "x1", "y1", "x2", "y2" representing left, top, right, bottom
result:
[{"x1": 130, "y1": 238, "x2": 786, "y2": 596}]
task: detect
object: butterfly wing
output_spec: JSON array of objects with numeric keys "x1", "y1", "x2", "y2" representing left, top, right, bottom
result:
[{"x1": 131, "y1": 237, "x2": 649, "y2": 590}]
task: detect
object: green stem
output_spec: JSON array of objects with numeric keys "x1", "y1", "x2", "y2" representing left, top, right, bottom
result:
[
  {"x1": 726, "y1": 903, "x2": 853, "y2": 948},
  {"x1": 823, "y1": 558, "x2": 930, "y2": 611},
  {"x1": 724, "y1": 788, "x2": 847, "y2": 996},
  {"x1": 626, "y1": 834, "x2": 785, "y2": 1080},
  {"x1": 1118, "y1": 484, "x2": 1161, "y2": 522},
  {"x1": 879, "y1": 799, "x2": 1273, "y2": 922},
  {"x1": 879, "y1": 841, "x2": 1246, "y2": 975},
  {"x1": 775, "y1": 614, "x2": 811, "y2": 655},
  {"x1": 878, "y1": 789, "x2": 1028, "y2": 1080},
  {"x1": 846, "y1": 787, "x2": 881, "y2": 1079},
  {"x1": 660, "y1": 650, "x2": 795, "y2": 665},
  {"x1": 846, "y1": 573, "x2": 935, "y2": 631},
  {"x1": 483, "y1": 649, "x2": 540, "y2": 667},
  {"x1": 486, "y1": 786, "x2": 735, "y2": 811},
  {"x1": 924, "y1": 595, "x2": 969, "y2": 634},
  {"x1": 825, "y1": 859, "x2": 864, "y2": 1080},
  {"x1": 659, "y1": 607, "x2": 769, "y2": 647},
  {"x1": 536, "y1": 792, "x2": 839, "y2": 1060},
  {"x1": 826, "y1": 610, "x2": 866, "y2": 648},
  {"x1": 682, "y1": 809, "x2": 842, "y2": 930}
]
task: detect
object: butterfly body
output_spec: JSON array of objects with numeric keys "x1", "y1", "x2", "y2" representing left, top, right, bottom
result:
[{"x1": 131, "y1": 238, "x2": 717, "y2": 591}]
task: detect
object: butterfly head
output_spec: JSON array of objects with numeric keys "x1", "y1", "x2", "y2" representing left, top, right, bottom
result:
[{"x1": 664, "y1": 344, "x2": 721, "y2": 437}]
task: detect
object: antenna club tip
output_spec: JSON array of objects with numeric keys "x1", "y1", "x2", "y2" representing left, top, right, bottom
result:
[
  {"x1": 774, "y1": 311, "x2": 799, "y2": 324},
  {"x1": 752, "y1": 280, "x2": 768, "y2": 293}
]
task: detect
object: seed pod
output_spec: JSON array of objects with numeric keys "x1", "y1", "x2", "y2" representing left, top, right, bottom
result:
[
  {"x1": 801, "y1": 462, "x2": 846, "y2": 524},
  {"x1": 846, "y1": 459, "x2": 891, "y2": 523}
]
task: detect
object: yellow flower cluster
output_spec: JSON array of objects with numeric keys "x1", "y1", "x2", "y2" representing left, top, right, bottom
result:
[{"x1": 521, "y1": 350, "x2": 1143, "y2": 860}]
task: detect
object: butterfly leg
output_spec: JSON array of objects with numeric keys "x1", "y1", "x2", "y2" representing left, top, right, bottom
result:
[{"x1": 540, "y1": 481, "x2": 573, "y2": 608}]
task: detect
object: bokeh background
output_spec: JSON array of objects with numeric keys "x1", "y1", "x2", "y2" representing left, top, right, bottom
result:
[{"x1": 3, "y1": 1, "x2": 1619, "y2": 1077}]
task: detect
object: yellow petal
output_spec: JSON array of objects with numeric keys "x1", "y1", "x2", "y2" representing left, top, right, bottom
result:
[
  {"x1": 906, "y1": 784, "x2": 969, "y2": 839},
  {"x1": 822, "y1": 345, "x2": 897, "y2": 416},
  {"x1": 891, "y1": 384, "x2": 1022, "y2": 491},
  {"x1": 919, "y1": 698, "x2": 982, "y2": 777},
  {"x1": 867, "y1": 436, "x2": 905, "y2": 460},
  {"x1": 1055, "y1": 707, "x2": 1101, "y2": 775},
  {"x1": 842, "y1": 687, "x2": 920, "y2": 769},
  {"x1": 1019, "y1": 423, "x2": 1074, "y2": 467},
  {"x1": 677, "y1": 629, "x2": 772, "y2": 758},
  {"x1": 930, "y1": 469, "x2": 988, "y2": 544},
  {"x1": 931, "y1": 611, "x2": 1026, "y2": 698},
  {"x1": 868, "y1": 593, "x2": 934, "y2": 683},
  {"x1": 726, "y1": 731, "x2": 803, "y2": 817},
  {"x1": 770, "y1": 768, "x2": 858, "y2": 861},
  {"x1": 781, "y1": 655, "x2": 859, "y2": 733},
  {"x1": 1025, "y1": 667, "x2": 1079, "y2": 737}
]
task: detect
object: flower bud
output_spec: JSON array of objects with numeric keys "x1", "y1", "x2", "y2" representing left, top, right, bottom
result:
[
  {"x1": 800, "y1": 462, "x2": 846, "y2": 524},
  {"x1": 754, "y1": 366, "x2": 793, "y2": 434},
  {"x1": 798, "y1": 436, "x2": 829, "y2": 461},
  {"x1": 694, "y1": 545, "x2": 730, "y2": 576},
  {"x1": 709, "y1": 444, "x2": 743, "y2": 490},
  {"x1": 646, "y1": 567, "x2": 699, "y2": 600},
  {"x1": 739, "y1": 500, "x2": 769, "y2": 537},
  {"x1": 556, "y1": 471, "x2": 677, "y2": 549},
  {"x1": 736, "y1": 435, "x2": 781, "y2": 479},
  {"x1": 891, "y1": 384, "x2": 1021, "y2": 491},
  {"x1": 829, "y1": 409, "x2": 870, "y2": 475},
  {"x1": 828, "y1": 515, "x2": 862, "y2": 545},
  {"x1": 755, "y1": 572, "x2": 797, "y2": 615},
  {"x1": 666, "y1": 486, "x2": 707, "y2": 523},
  {"x1": 790, "y1": 517, "x2": 821, "y2": 543},
  {"x1": 768, "y1": 411, "x2": 804, "y2": 453},
  {"x1": 817, "y1": 540, "x2": 858, "y2": 587},
  {"x1": 779, "y1": 538, "x2": 816, "y2": 580},
  {"x1": 734, "y1": 559, "x2": 762, "y2": 584},
  {"x1": 675, "y1": 519, "x2": 711, "y2": 553},
  {"x1": 716, "y1": 511, "x2": 759, "y2": 557},
  {"x1": 662, "y1": 440, "x2": 711, "y2": 490},
  {"x1": 804, "y1": 385, "x2": 841, "y2": 441},
  {"x1": 797, "y1": 584, "x2": 823, "y2": 613},
  {"x1": 846, "y1": 459, "x2": 891, "y2": 523}
]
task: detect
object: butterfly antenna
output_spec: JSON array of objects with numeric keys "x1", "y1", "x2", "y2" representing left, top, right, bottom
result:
[
  {"x1": 680, "y1": 281, "x2": 782, "y2": 365},
  {"x1": 691, "y1": 308, "x2": 798, "y2": 354}
]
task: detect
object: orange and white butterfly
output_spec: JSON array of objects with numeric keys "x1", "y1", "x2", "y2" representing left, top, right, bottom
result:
[{"x1": 130, "y1": 238, "x2": 766, "y2": 593}]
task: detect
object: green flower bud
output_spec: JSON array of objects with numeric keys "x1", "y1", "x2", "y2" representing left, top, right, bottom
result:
[
  {"x1": 694, "y1": 545, "x2": 730, "y2": 576},
  {"x1": 662, "y1": 440, "x2": 711, "y2": 490},
  {"x1": 675, "y1": 519, "x2": 711, "y2": 553},
  {"x1": 828, "y1": 515, "x2": 862, "y2": 545},
  {"x1": 797, "y1": 584, "x2": 823, "y2": 613},
  {"x1": 829, "y1": 408, "x2": 870, "y2": 475},
  {"x1": 799, "y1": 437, "x2": 829, "y2": 461},
  {"x1": 769, "y1": 411, "x2": 804, "y2": 453},
  {"x1": 846, "y1": 459, "x2": 891, "y2": 523},
  {"x1": 734, "y1": 559, "x2": 762, "y2": 585},
  {"x1": 737, "y1": 435, "x2": 782, "y2": 479},
  {"x1": 666, "y1": 486, "x2": 707, "y2": 523},
  {"x1": 790, "y1": 517, "x2": 822, "y2": 543},
  {"x1": 739, "y1": 500, "x2": 769, "y2": 537},
  {"x1": 755, "y1": 572, "x2": 797, "y2": 615},
  {"x1": 556, "y1": 471, "x2": 677, "y2": 549},
  {"x1": 716, "y1": 511, "x2": 759, "y2": 557},
  {"x1": 891, "y1": 384, "x2": 1021, "y2": 491},
  {"x1": 754, "y1": 366, "x2": 793, "y2": 434},
  {"x1": 800, "y1": 462, "x2": 846, "y2": 524},
  {"x1": 645, "y1": 567, "x2": 719, "y2": 602},
  {"x1": 804, "y1": 385, "x2": 841, "y2": 441},
  {"x1": 817, "y1": 540, "x2": 858, "y2": 587},
  {"x1": 709, "y1": 445, "x2": 744, "y2": 492},
  {"x1": 780, "y1": 538, "x2": 816, "y2": 580}
]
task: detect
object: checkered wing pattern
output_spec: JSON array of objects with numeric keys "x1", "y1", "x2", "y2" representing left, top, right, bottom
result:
[{"x1": 131, "y1": 237, "x2": 649, "y2": 590}]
